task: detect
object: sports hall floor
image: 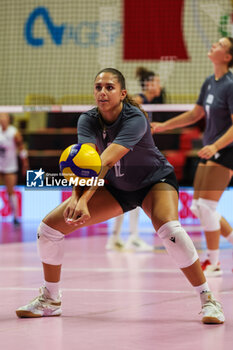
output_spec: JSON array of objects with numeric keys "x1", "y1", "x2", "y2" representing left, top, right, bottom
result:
[{"x1": 0, "y1": 214, "x2": 233, "y2": 350}]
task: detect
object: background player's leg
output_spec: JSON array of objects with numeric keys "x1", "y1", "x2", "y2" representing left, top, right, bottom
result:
[
  {"x1": 105, "y1": 214, "x2": 125, "y2": 251},
  {"x1": 196, "y1": 161, "x2": 232, "y2": 276},
  {"x1": 4, "y1": 173, "x2": 19, "y2": 224},
  {"x1": 125, "y1": 207, "x2": 154, "y2": 251}
]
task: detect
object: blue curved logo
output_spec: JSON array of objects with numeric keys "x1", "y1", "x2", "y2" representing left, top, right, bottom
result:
[
  {"x1": 24, "y1": 7, "x2": 65, "y2": 46},
  {"x1": 24, "y1": 6, "x2": 121, "y2": 47}
]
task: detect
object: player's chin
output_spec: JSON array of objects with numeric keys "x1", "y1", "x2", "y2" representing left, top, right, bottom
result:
[{"x1": 97, "y1": 103, "x2": 109, "y2": 111}]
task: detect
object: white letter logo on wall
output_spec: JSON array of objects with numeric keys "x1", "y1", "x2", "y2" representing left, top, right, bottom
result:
[{"x1": 26, "y1": 169, "x2": 45, "y2": 187}]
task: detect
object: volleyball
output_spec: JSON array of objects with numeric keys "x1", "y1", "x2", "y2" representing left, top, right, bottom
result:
[{"x1": 59, "y1": 144, "x2": 102, "y2": 182}]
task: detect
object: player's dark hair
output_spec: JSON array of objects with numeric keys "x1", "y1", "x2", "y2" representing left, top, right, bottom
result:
[
  {"x1": 227, "y1": 37, "x2": 233, "y2": 68},
  {"x1": 136, "y1": 66, "x2": 156, "y2": 89},
  {"x1": 95, "y1": 68, "x2": 148, "y2": 119}
]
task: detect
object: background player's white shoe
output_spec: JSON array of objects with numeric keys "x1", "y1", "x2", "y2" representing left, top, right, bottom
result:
[
  {"x1": 124, "y1": 236, "x2": 154, "y2": 252},
  {"x1": 16, "y1": 286, "x2": 62, "y2": 318},
  {"x1": 200, "y1": 291, "x2": 225, "y2": 324},
  {"x1": 105, "y1": 235, "x2": 125, "y2": 251},
  {"x1": 201, "y1": 259, "x2": 222, "y2": 277}
]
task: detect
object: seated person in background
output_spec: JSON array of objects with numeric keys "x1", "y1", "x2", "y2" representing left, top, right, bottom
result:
[{"x1": 134, "y1": 66, "x2": 166, "y2": 108}]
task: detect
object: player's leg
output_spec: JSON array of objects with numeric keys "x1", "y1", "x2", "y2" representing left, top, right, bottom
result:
[
  {"x1": 220, "y1": 216, "x2": 233, "y2": 239},
  {"x1": 16, "y1": 186, "x2": 123, "y2": 318},
  {"x1": 142, "y1": 181, "x2": 224, "y2": 323},
  {"x1": 190, "y1": 162, "x2": 205, "y2": 216},
  {"x1": 4, "y1": 173, "x2": 19, "y2": 225},
  {"x1": 194, "y1": 161, "x2": 232, "y2": 276},
  {"x1": 105, "y1": 214, "x2": 125, "y2": 251},
  {"x1": 191, "y1": 162, "x2": 233, "y2": 235}
]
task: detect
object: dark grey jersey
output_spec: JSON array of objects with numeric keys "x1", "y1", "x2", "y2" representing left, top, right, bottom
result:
[
  {"x1": 77, "y1": 103, "x2": 173, "y2": 191},
  {"x1": 197, "y1": 71, "x2": 233, "y2": 147}
]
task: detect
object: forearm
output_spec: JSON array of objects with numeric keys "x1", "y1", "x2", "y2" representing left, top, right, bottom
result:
[
  {"x1": 71, "y1": 184, "x2": 84, "y2": 200},
  {"x1": 79, "y1": 164, "x2": 110, "y2": 203},
  {"x1": 79, "y1": 143, "x2": 129, "y2": 203},
  {"x1": 163, "y1": 110, "x2": 198, "y2": 130}
]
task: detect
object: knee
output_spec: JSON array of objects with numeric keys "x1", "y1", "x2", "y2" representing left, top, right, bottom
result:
[
  {"x1": 152, "y1": 213, "x2": 178, "y2": 232},
  {"x1": 37, "y1": 221, "x2": 65, "y2": 265},
  {"x1": 157, "y1": 220, "x2": 198, "y2": 268},
  {"x1": 197, "y1": 198, "x2": 221, "y2": 231}
]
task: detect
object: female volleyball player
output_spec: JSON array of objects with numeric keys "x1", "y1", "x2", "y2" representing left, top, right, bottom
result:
[
  {"x1": 152, "y1": 37, "x2": 233, "y2": 277},
  {"x1": 0, "y1": 113, "x2": 29, "y2": 225},
  {"x1": 16, "y1": 68, "x2": 224, "y2": 324}
]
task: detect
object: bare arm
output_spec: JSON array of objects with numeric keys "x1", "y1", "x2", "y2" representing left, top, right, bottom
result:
[
  {"x1": 77, "y1": 143, "x2": 129, "y2": 202},
  {"x1": 64, "y1": 143, "x2": 129, "y2": 224},
  {"x1": 151, "y1": 104, "x2": 205, "y2": 133}
]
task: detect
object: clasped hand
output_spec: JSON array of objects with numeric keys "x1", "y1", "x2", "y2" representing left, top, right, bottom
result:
[{"x1": 63, "y1": 196, "x2": 90, "y2": 226}]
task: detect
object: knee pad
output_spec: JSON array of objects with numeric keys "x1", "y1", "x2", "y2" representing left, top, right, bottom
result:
[
  {"x1": 197, "y1": 198, "x2": 221, "y2": 231},
  {"x1": 190, "y1": 199, "x2": 200, "y2": 218},
  {"x1": 157, "y1": 221, "x2": 199, "y2": 268},
  {"x1": 37, "y1": 222, "x2": 65, "y2": 265}
]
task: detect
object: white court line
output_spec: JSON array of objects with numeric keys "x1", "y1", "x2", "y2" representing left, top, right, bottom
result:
[
  {"x1": 0, "y1": 266, "x2": 233, "y2": 275},
  {"x1": 0, "y1": 287, "x2": 233, "y2": 295},
  {"x1": 0, "y1": 267, "x2": 189, "y2": 273},
  {"x1": 0, "y1": 287, "x2": 201, "y2": 294}
]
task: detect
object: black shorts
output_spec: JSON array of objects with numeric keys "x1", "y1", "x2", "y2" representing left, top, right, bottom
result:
[
  {"x1": 199, "y1": 146, "x2": 233, "y2": 170},
  {"x1": 105, "y1": 171, "x2": 179, "y2": 213}
]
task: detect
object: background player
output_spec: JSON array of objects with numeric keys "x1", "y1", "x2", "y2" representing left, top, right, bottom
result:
[
  {"x1": 0, "y1": 113, "x2": 29, "y2": 225},
  {"x1": 152, "y1": 37, "x2": 233, "y2": 277}
]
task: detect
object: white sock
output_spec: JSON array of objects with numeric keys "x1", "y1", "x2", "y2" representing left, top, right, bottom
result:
[
  {"x1": 44, "y1": 281, "x2": 60, "y2": 300},
  {"x1": 207, "y1": 249, "x2": 219, "y2": 265},
  {"x1": 113, "y1": 214, "x2": 124, "y2": 238},
  {"x1": 195, "y1": 282, "x2": 210, "y2": 296},
  {"x1": 226, "y1": 231, "x2": 233, "y2": 245},
  {"x1": 129, "y1": 207, "x2": 140, "y2": 238}
]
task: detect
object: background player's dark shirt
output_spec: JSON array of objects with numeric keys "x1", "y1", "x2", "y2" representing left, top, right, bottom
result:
[{"x1": 197, "y1": 71, "x2": 233, "y2": 147}]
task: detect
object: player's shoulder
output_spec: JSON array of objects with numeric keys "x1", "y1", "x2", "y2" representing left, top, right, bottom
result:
[
  {"x1": 225, "y1": 71, "x2": 233, "y2": 85},
  {"x1": 121, "y1": 103, "x2": 148, "y2": 131},
  {"x1": 203, "y1": 74, "x2": 213, "y2": 85},
  {"x1": 122, "y1": 103, "x2": 145, "y2": 119},
  {"x1": 80, "y1": 107, "x2": 98, "y2": 118},
  {"x1": 79, "y1": 107, "x2": 99, "y2": 124}
]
